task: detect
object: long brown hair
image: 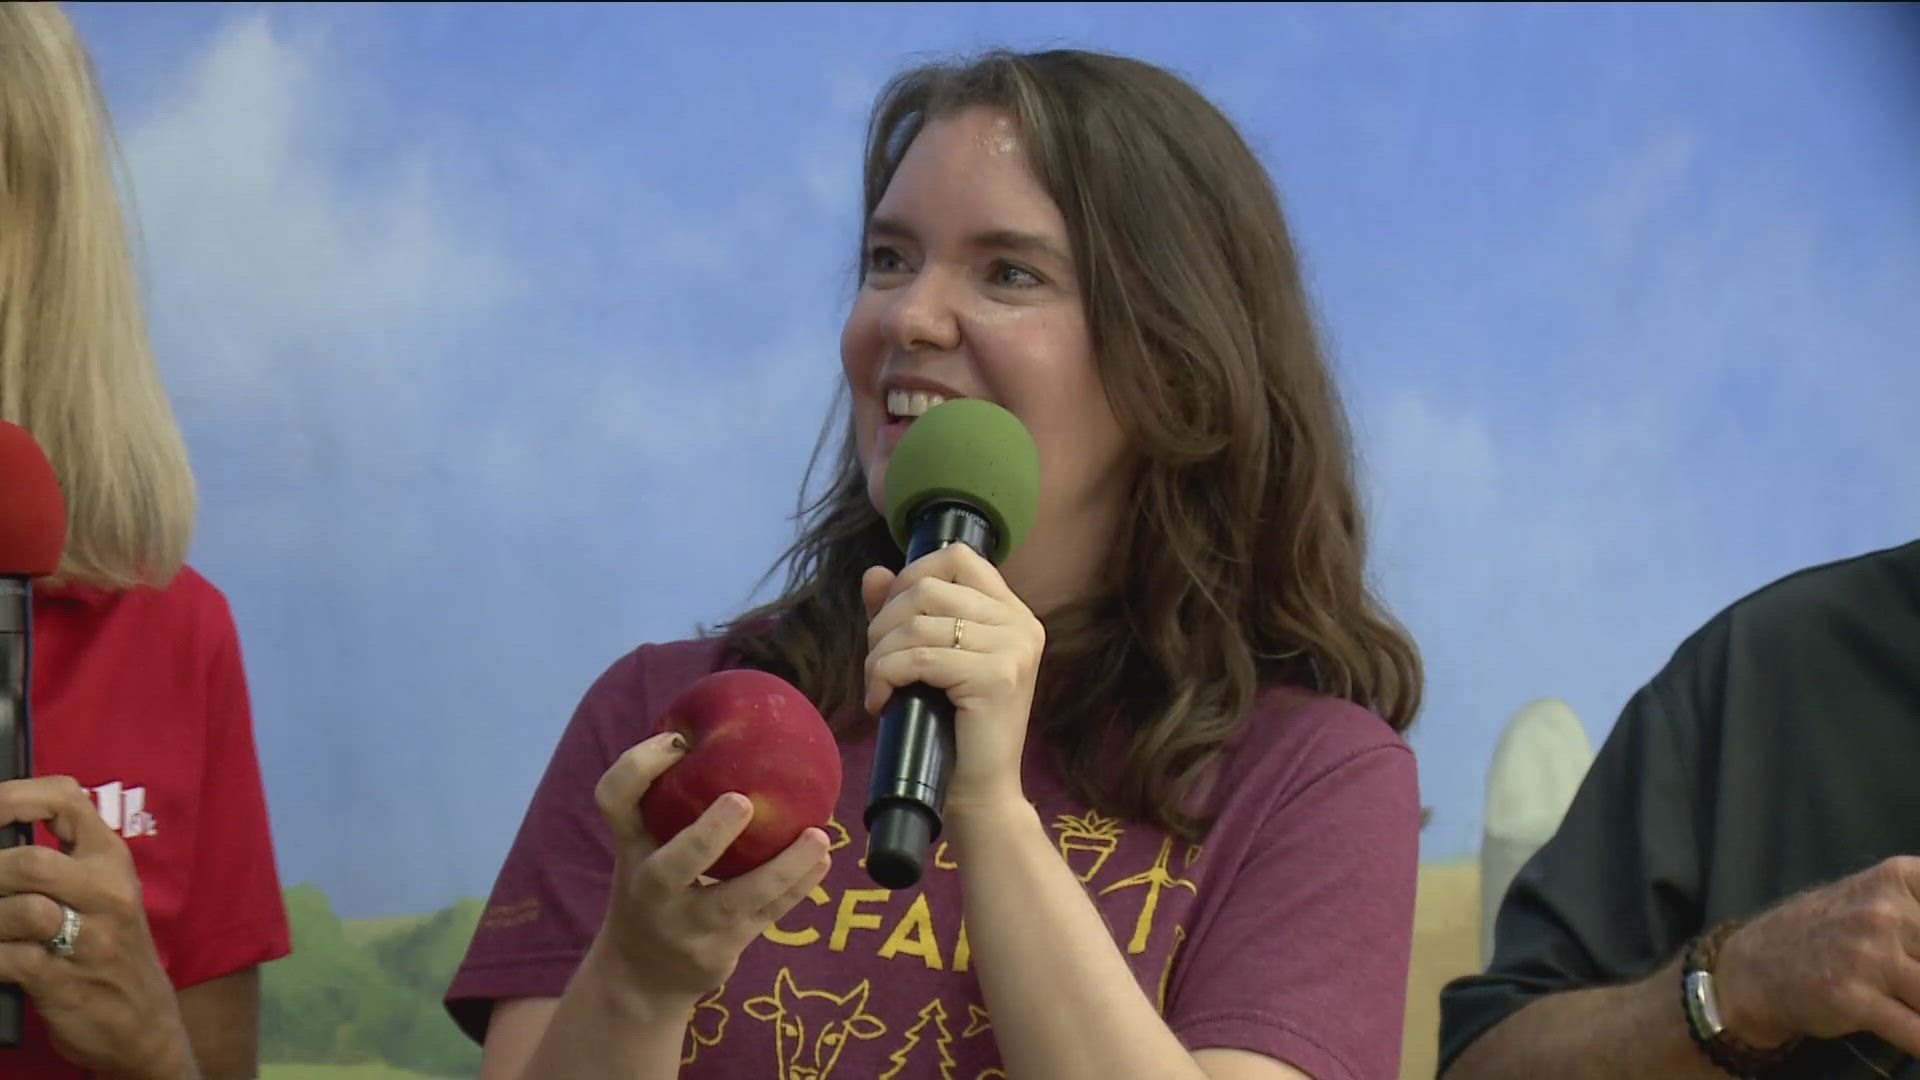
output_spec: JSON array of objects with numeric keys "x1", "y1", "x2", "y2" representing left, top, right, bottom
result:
[
  {"x1": 0, "y1": 1, "x2": 196, "y2": 588},
  {"x1": 726, "y1": 49, "x2": 1421, "y2": 839}
]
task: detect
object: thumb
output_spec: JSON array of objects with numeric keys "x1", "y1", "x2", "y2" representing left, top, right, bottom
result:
[{"x1": 861, "y1": 566, "x2": 896, "y2": 621}]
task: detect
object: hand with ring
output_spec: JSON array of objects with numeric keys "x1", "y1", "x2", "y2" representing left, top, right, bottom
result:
[
  {"x1": 861, "y1": 543, "x2": 1046, "y2": 819},
  {"x1": 0, "y1": 776, "x2": 195, "y2": 1078}
]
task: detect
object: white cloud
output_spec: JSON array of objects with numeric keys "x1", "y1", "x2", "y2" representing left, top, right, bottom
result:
[
  {"x1": 115, "y1": 11, "x2": 525, "y2": 580},
  {"x1": 125, "y1": 14, "x2": 516, "y2": 386}
]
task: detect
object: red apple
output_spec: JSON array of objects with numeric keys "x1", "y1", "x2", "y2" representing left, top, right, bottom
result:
[{"x1": 639, "y1": 668, "x2": 841, "y2": 880}]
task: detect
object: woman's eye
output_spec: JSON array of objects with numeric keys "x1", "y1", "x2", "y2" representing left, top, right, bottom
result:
[
  {"x1": 991, "y1": 261, "x2": 1041, "y2": 288},
  {"x1": 865, "y1": 246, "x2": 907, "y2": 274}
]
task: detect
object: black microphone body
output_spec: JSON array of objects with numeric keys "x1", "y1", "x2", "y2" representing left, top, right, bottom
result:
[
  {"x1": 864, "y1": 502, "x2": 997, "y2": 889},
  {"x1": 0, "y1": 576, "x2": 33, "y2": 1045}
]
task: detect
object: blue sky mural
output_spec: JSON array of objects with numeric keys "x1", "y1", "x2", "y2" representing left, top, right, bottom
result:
[{"x1": 68, "y1": 1, "x2": 1919, "y2": 918}]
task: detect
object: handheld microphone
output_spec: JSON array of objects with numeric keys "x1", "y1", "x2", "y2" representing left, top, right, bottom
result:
[
  {"x1": 0, "y1": 421, "x2": 67, "y2": 1049},
  {"x1": 864, "y1": 399, "x2": 1037, "y2": 889}
]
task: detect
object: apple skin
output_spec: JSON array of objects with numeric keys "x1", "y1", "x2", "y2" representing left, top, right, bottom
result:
[{"x1": 639, "y1": 668, "x2": 841, "y2": 880}]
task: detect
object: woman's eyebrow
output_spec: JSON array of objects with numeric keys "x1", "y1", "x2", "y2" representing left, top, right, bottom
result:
[{"x1": 867, "y1": 216, "x2": 1072, "y2": 265}]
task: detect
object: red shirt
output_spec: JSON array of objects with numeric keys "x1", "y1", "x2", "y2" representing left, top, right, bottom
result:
[{"x1": 12, "y1": 565, "x2": 290, "y2": 1075}]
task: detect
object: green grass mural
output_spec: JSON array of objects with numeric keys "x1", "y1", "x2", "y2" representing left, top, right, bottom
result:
[{"x1": 259, "y1": 885, "x2": 485, "y2": 1079}]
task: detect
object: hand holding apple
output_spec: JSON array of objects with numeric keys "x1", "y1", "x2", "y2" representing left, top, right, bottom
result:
[
  {"x1": 587, "y1": 729, "x2": 833, "y2": 1008},
  {"x1": 639, "y1": 668, "x2": 842, "y2": 879}
]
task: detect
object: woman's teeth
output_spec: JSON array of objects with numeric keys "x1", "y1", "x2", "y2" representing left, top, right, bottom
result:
[{"x1": 886, "y1": 389, "x2": 950, "y2": 419}]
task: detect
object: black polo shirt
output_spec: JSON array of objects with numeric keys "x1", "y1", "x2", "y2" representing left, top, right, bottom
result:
[{"x1": 1440, "y1": 539, "x2": 1920, "y2": 1078}]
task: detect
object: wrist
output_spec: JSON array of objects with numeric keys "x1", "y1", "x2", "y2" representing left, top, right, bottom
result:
[
  {"x1": 1682, "y1": 917, "x2": 1800, "y2": 1076},
  {"x1": 578, "y1": 937, "x2": 700, "y2": 1025},
  {"x1": 945, "y1": 789, "x2": 1040, "y2": 849},
  {"x1": 1709, "y1": 923, "x2": 1796, "y2": 1051},
  {"x1": 96, "y1": 1020, "x2": 197, "y2": 1080}
]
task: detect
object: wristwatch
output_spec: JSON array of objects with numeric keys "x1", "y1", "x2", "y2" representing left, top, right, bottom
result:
[{"x1": 1681, "y1": 918, "x2": 1802, "y2": 1077}]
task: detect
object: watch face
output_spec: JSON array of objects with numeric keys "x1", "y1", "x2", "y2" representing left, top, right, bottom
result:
[{"x1": 1685, "y1": 969, "x2": 1725, "y2": 1038}]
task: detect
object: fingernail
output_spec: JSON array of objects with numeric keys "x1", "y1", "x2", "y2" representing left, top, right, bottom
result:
[
  {"x1": 720, "y1": 792, "x2": 752, "y2": 817},
  {"x1": 665, "y1": 732, "x2": 688, "y2": 753}
]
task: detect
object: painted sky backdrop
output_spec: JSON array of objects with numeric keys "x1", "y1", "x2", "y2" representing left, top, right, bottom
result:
[{"x1": 66, "y1": 2, "x2": 1920, "y2": 919}]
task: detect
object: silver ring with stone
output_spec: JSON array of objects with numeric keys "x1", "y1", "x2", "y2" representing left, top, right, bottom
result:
[{"x1": 45, "y1": 904, "x2": 80, "y2": 959}]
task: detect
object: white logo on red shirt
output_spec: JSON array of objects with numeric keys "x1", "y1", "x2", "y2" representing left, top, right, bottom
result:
[{"x1": 84, "y1": 781, "x2": 157, "y2": 839}]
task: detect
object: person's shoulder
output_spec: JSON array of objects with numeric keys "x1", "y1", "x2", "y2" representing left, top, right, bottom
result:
[
  {"x1": 1242, "y1": 686, "x2": 1407, "y2": 756},
  {"x1": 1196, "y1": 686, "x2": 1416, "y2": 838},
  {"x1": 1672, "y1": 539, "x2": 1920, "y2": 664},
  {"x1": 637, "y1": 634, "x2": 737, "y2": 686},
  {"x1": 152, "y1": 563, "x2": 246, "y2": 649},
  {"x1": 1225, "y1": 685, "x2": 1412, "y2": 793},
  {"x1": 35, "y1": 563, "x2": 227, "y2": 621},
  {"x1": 1725, "y1": 539, "x2": 1919, "y2": 630},
  {"x1": 159, "y1": 563, "x2": 231, "y2": 618},
  {"x1": 583, "y1": 634, "x2": 734, "y2": 711}
]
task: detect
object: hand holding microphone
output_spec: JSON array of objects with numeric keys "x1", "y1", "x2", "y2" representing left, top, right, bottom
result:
[
  {"x1": 862, "y1": 400, "x2": 1040, "y2": 889},
  {"x1": 860, "y1": 545, "x2": 1044, "y2": 820},
  {"x1": 0, "y1": 423, "x2": 194, "y2": 1075},
  {"x1": 0, "y1": 420, "x2": 66, "y2": 1047}
]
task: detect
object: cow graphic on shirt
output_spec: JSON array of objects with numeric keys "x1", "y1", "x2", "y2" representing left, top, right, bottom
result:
[{"x1": 743, "y1": 968, "x2": 887, "y2": 1079}]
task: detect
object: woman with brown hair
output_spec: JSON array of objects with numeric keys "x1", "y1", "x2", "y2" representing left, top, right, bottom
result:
[
  {"x1": 0, "y1": 3, "x2": 290, "y2": 1076},
  {"x1": 452, "y1": 47, "x2": 1422, "y2": 1080}
]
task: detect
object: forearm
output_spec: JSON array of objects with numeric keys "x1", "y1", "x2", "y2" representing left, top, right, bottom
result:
[
  {"x1": 951, "y1": 797, "x2": 1208, "y2": 1080},
  {"x1": 94, "y1": 1030, "x2": 200, "y2": 1080},
  {"x1": 1446, "y1": 958, "x2": 1722, "y2": 1080},
  {"x1": 520, "y1": 940, "x2": 692, "y2": 1080},
  {"x1": 176, "y1": 968, "x2": 260, "y2": 1080},
  {"x1": 94, "y1": 993, "x2": 200, "y2": 1080}
]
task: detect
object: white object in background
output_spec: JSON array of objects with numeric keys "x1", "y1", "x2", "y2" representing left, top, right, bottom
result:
[{"x1": 1480, "y1": 697, "x2": 1594, "y2": 968}]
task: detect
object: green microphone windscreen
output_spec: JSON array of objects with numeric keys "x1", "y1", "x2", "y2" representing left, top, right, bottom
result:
[{"x1": 882, "y1": 399, "x2": 1040, "y2": 565}]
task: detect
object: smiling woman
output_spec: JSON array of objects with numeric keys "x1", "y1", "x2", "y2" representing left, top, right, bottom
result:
[{"x1": 451, "y1": 47, "x2": 1423, "y2": 1080}]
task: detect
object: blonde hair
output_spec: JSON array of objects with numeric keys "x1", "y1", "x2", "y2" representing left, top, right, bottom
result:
[{"x1": 0, "y1": 1, "x2": 194, "y2": 588}]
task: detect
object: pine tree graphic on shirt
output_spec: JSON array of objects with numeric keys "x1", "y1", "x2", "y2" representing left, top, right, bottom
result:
[{"x1": 878, "y1": 998, "x2": 956, "y2": 1079}]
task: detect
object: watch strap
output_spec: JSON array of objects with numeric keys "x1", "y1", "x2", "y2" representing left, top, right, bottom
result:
[{"x1": 1681, "y1": 918, "x2": 1803, "y2": 1078}]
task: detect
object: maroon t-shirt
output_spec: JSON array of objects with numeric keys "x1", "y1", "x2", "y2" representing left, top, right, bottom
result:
[{"x1": 448, "y1": 637, "x2": 1418, "y2": 1079}]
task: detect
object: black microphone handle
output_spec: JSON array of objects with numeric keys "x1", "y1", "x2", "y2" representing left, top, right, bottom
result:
[
  {"x1": 864, "y1": 503, "x2": 997, "y2": 890},
  {"x1": 0, "y1": 577, "x2": 34, "y2": 1047}
]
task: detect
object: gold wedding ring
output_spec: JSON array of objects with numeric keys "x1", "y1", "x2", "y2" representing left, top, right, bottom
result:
[{"x1": 952, "y1": 617, "x2": 966, "y2": 651}]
